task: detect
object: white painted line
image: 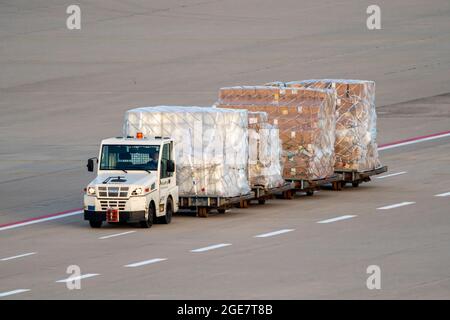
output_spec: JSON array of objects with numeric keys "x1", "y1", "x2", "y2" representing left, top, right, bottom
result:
[
  {"x1": 435, "y1": 192, "x2": 450, "y2": 197},
  {"x1": 254, "y1": 229, "x2": 295, "y2": 238},
  {"x1": 99, "y1": 231, "x2": 136, "y2": 240},
  {"x1": 377, "y1": 202, "x2": 415, "y2": 210},
  {"x1": 378, "y1": 132, "x2": 450, "y2": 151},
  {"x1": 376, "y1": 171, "x2": 407, "y2": 179},
  {"x1": 317, "y1": 215, "x2": 357, "y2": 224},
  {"x1": 56, "y1": 273, "x2": 100, "y2": 283},
  {"x1": 190, "y1": 243, "x2": 232, "y2": 253},
  {"x1": 1, "y1": 252, "x2": 36, "y2": 261},
  {"x1": 124, "y1": 258, "x2": 167, "y2": 268},
  {"x1": 0, "y1": 289, "x2": 30, "y2": 298},
  {"x1": 0, "y1": 210, "x2": 83, "y2": 232}
]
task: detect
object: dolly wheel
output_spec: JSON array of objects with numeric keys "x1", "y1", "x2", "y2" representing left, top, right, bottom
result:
[
  {"x1": 217, "y1": 208, "x2": 226, "y2": 214},
  {"x1": 306, "y1": 190, "x2": 314, "y2": 196},
  {"x1": 197, "y1": 207, "x2": 209, "y2": 218},
  {"x1": 238, "y1": 200, "x2": 249, "y2": 208},
  {"x1": 282, "y1": 190, "x2": 294, "y2": 200},
  {"x1": 352, "y1": 181, "x2": 360, "y2": 188},
  {"x1": 332, "y1": 181, "x2": 343, "y2": 191},
  {"x1": 258, "y1": 199, "x2": 266, "y2": 205}
]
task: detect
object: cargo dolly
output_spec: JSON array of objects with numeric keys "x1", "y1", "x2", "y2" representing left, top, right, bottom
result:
[
  {"x1": 281, "y1": 174, "x2": 341, "y2": 199},
  {"x1": 250, "y1": 182, "x2": 294, "y2": 205},
  {"x1": 179, "y1": 192, "x2": 255, "y2": 218},
  {"x1": 331, "y1": 165, "x2": 388, "y2": 190}
]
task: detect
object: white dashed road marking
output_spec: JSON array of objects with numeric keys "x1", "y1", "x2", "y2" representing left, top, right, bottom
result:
[
  {"x1": 1, "y1": 252, "x2": 36, "y2": 261},
  {"x1": 377, "y1": 202, "x2": 415, "y2": 210},
  {"x1": 190, "y1": 243, "x2": 232, "y2": 253},
  {"x1": 317, "y1": 215, "x2": 357, "y2": 224},
  {"x1": 0, "y1": 289, "x2": 30, "y2": 298},
  {"x1": 56, "y1": 273, "x2": 100, "y2": 283},
  {"x1": 435, "y1": 192, "x2": 450, "y2": 197},
  {"x1": 124, "y1": 258, "x2": 167, "y2": 268},
  {"x1": 254, "y1": 229, "x2": 295, "y2": 238},
  {"x1": 376, "y1": 171, "x2": 407, "y2": 179},
  {"x1": 99, "y1": 231, "x2": 136, "y2": 240}
]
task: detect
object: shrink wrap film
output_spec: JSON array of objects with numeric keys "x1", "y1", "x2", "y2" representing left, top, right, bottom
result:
[
  {"x1": 123, "y1": 106, "x2": 250, "y2": 197},
  {"x1": 216, "y1": 86, "x2": 335, "y2": 180},
  {"x1": 272, "y1": 80, "x2": 380, "y2": 171},
  {"x1": 247, "y1": 112, "x2": 284, "y2": 188}
]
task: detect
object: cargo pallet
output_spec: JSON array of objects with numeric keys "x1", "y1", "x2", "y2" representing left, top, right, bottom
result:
[
  {"x1": 281, "y1": 174, "x2": 341, "y2": 199},
  {"x1": 331, "y1": 165, "x2": 388, "y2": 190},
  {"x1": 179, "y1": 192, "x2": 255, "y2": 218},
  {"x1": 251, "y1": 182, "x2": 294, "y2": 204}
]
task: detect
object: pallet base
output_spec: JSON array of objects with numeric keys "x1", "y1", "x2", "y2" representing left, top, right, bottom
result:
[
  {"x1": 179, "y1": 192, "x2": 255, "y2": 217},
  {"x1": 252, "y1": 183, "x2": 294, "y2": 203},
  {"x1": 284, "y1": 174, "x2": 341, "y2": 197},
  {"x1": 331, "y1": 166, "x2": 388, "y2": 190}
]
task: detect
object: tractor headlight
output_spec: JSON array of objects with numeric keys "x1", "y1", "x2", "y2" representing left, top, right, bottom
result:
[
  {"x1": 87, "y1": 187, "x2": 96, "y2": 195},
  {"x1": 134, "y1": 188, "x2": 143, "y2": 195}
]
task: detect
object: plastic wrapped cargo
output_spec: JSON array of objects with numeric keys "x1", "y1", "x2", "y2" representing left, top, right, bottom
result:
[
  {"x1": 123, "y1": 106, "x2": 250, "y2": 197},
  {"x1": 269, "y1": 80, "x2": 380, "y2": 171},
  {"x1": 247, "y1": 112, "x2": 284, "y2": 188},
  {"x1": 216, "y1": 86, "x2": 336, "y2": 180}
]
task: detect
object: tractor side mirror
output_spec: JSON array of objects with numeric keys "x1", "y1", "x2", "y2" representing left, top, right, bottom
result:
[
  {"x1": 166, "y1": 159, "x2": 175, "y2": 173},
  {"x1": 87, "y1": 158, "x2": 95, "y2": 172}
]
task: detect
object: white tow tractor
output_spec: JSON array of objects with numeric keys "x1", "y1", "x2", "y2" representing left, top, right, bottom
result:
[{"x1": 84, "y1": 133, "x2": 179, "y2": 228}]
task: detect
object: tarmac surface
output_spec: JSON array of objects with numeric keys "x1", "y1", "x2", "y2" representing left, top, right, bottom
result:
[{"x1": 0, "y1": 0, "x2": 449, "y2": 299}]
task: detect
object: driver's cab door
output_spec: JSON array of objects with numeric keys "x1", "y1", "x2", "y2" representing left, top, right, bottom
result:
[{"x1": 158, "y1": 142, "x2": 175, "y2": 215}]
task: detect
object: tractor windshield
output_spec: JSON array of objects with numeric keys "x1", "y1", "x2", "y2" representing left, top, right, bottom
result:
[{"x1": 100, "y1": 145, "x2": 160, "y2": 171}]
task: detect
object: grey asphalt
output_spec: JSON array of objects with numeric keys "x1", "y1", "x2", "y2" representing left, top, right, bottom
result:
[{"x1": 0, "y1": 0, "x2": 449, "y2": 299}]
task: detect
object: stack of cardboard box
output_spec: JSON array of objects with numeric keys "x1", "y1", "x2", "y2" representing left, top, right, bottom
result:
[
  {"x1": 216, "y1": 86, "x2": 336, "y2": 180},
  {"x1": 274, "y1": 80, "x2": 380, "y2": 171}
]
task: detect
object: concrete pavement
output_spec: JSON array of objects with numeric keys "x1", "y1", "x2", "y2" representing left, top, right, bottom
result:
[{"x1": 0, "y1": 0, "x2": 449, "y2": 299}]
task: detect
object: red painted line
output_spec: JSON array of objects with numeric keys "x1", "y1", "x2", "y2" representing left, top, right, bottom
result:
[
  {"x1": 379, "y1": 130, "x2": 450, "y2": 148},
  {"x1": 0, "y1": 208, "x2": 83, "y2": 228}
]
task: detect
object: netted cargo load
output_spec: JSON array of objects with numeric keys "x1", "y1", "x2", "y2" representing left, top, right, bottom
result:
[
  {"x1": 247, "y1": 111, "x2": 284, "y2": 188},
  {"x1": 269, "y1": 80, "x2": 380, "y2": 171},
  {"x1": 216, "y1": 86, "x2": 336, "y2": 180},
  {"x1": 123, "y1": 106, "x2": 250, "y2": 197}
]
